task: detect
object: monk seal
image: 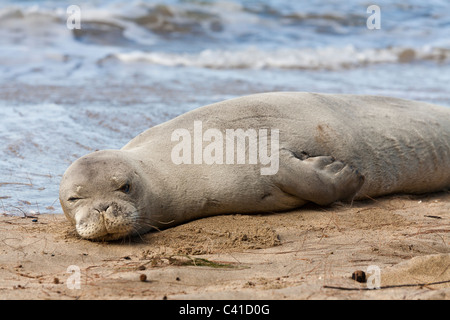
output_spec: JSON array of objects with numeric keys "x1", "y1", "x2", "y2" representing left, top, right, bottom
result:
[{"x1": 59, "y1": 92, "x2": 450, "y2": 240}]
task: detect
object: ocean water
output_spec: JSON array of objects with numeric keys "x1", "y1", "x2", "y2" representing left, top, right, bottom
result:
[{"x1": 0, "y1": 0, "x2": 449, "y2": 215}]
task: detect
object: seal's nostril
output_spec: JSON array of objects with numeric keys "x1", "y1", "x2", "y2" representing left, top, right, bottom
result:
[{"x1": 96, "y1": 204, "x2": 110, "y2": 213}]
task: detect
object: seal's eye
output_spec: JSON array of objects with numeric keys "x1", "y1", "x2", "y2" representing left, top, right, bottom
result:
[
  {"x1": 119, "y1": 183, "x2": 131, "y2": 194},
  {"x1": 68, "y1": 197, "x2": 82, "y2": 202}
]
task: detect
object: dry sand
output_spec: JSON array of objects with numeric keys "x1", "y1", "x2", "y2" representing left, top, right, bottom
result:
[{"x1": 0, "y1": 191, "x2": 449, "y2": 300}]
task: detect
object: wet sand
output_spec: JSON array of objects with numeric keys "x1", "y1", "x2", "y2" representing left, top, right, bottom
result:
[{"x1": 0, "y1": 191, "x2": 449, "y2": 300}]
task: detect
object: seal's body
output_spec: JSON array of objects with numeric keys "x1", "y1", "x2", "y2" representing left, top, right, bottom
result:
[{"x1": 59, "y1": 93, "x2": 450, "y2": 240}]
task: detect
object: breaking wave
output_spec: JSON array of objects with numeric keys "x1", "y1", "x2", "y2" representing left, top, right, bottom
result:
[{"x1": 113, "y1": 46, "x2": 450, "y2": 70}]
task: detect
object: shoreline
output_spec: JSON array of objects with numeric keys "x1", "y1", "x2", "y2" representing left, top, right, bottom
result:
[{"x1": 0, "y1": 191, "x2": 449, "y2": 300}]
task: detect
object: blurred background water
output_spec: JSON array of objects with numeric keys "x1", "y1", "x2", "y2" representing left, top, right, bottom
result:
[{"x1": 0, "y1": 0, "x2": 449, "y2": 215}]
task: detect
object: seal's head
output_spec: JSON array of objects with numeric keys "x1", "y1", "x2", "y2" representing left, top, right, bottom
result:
[{"x1": 59, "y1": 150, "x2": 151, "y2": 241}]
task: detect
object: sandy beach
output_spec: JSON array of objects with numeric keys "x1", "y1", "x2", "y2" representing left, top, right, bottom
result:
[{"x1": 1, "y1": 191, "x2": 448, "y2": 300}]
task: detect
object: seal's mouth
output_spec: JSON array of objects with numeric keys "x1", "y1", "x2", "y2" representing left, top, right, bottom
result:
[
  {"x1": 75, "y1": 219, "x2": 135, "y2": 241},
  {"x1": 74, "y1": 203, "x2": 138, "y2": 241}
]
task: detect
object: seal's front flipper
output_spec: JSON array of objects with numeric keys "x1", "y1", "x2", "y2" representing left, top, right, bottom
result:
[{"x1": 275, "y1": 149, "x2": 365, "y2": 206}]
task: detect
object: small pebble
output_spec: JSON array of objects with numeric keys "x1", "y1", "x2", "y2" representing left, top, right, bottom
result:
[
  {"x1": 139, "y1": 274, "x2": 147, "y2": 282},
  {"x1": 351, "y1": 270, "x2": 366, "y2": 283},
  {"x1": 32, "y1": 219, "x2": 38, "y2": 222}
]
